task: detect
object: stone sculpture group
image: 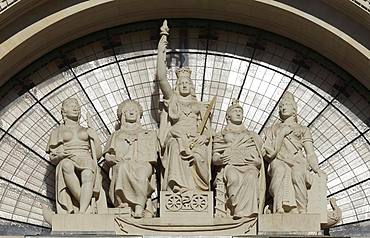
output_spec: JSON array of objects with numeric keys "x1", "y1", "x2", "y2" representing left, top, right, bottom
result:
[{"x1": 45, "y1": 20, "x2": 341, "y2": 235}]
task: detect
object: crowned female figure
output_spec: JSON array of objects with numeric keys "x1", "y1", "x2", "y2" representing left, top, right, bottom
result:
[
  {"x1": 46, "y1": 98, "x2": 106, "y2": 214},
  {"x1": 157, "y1": 21, "x2": 212, "y2": 192},
  {"x1": 103, "y1": 100, "x2": 157, "y2": 218},
  {"x1": 263, "y1": 92, "x2": 325, "y2": 214}
]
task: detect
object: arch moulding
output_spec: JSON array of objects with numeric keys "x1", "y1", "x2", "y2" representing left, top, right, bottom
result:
[{"x1": 0, "y1": 0, "x2": 369, "y2": 89}]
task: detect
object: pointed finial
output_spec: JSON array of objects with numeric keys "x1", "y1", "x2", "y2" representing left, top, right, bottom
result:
[{"x1": 160, "y1": 19, "x2": 169, "y2": 36}]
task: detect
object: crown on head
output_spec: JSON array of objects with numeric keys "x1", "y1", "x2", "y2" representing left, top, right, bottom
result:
[
  {"x1": 226, "y1": 99, "x2": 243, "y2": 116},
  {"x1": 176, "y1": 67, "x2": 192, "y2": 78}
]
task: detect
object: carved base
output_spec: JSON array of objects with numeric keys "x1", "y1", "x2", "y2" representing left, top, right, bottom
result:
[
  {"x1": 50, "y1": 214, "x2": 257, "y2": 235},
  {"x1": 115, "y1": 216, "x2": 257, "y2": 235},
  {"x1": 160, "y1": 191, "x2": 213, "y2": 219},
  {"x1": 258, "y1": 213, "x2": 322, "y2": 235}
]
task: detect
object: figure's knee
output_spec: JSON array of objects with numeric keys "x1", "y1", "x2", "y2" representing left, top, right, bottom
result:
[
  {"x1": 61, "y1": 160, "x2": 75, "y2": 174},
  {"x1": 142, "y1": 163, "x2": 153, "y2": 178},
  {"x1": 245, "y1": 170, "x2": 258, "y2": 181},
  {"x1": 269, "y1": 160, "x2": 286, "y2": 176},
  {"x1": 291, "y1": 168, "x2": 305, "y2": 183},
  {"x1": 81, "y1": 170, "x2": 94, "y2": 183},
  {"x1": 193, "y1": 153, "x2": 206, "y2": 164}
]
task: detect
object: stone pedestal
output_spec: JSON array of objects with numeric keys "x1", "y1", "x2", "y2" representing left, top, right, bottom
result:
[
  {"x1": 50, "y1": 206, "x2": 257, "y2": 236},
  {"x1": 160, "y1": 191, "x2": 213, "y2": 219},
  {"x1": 51, "y1": 214, "x2": 116, "y2": 234},
  {"x1": 258, "y1": 213, "x2": 322, "y2": 235},
  {"x1": 308, "y1": 173, "x2": 328, "y2": 224}
]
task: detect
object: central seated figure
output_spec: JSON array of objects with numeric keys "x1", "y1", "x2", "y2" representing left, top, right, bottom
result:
[{"x1": 156, "y1": 28, "x2": 212, "y2": 193}]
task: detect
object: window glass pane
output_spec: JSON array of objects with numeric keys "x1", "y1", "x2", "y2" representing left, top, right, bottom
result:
[
  {"x1": 321, "y1": 137, "x2": 370, "y2": 195},
  {"x1": 0, "y1": 93, "x2": 36, "y2": 131},
  {"x1": 0, "y1": 180, "x2": 53, "y2": 227},
  {"x1": 0, "y1": 135, "x2": 55, "y2": 198},
  {"x1": 310, "y1": 105, "x2": 360, "y2": 163}
]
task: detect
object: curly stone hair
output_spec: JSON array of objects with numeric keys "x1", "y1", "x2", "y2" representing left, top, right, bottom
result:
[
  {"x1": 116, "y1": 100, "x2": 143, "y2": 122},
  {"x1": 61, "y1": 98, "x2": 80, "y2": 123}
]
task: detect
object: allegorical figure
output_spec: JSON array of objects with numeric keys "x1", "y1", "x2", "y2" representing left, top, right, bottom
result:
[
  {"x1": 103, "y1": 100, "x2": 157, "y2": 218},
  {"x1": 213, "y1": 100, "x2": 265, "y2": 219},
  {"x1": 157, "y1": 21, "x2": 212, "y2": 192},
  {"x1": 46, "y1": 98, "x2": 106, "y2": 214},
  {"x1": 263, "y1": 92, "x2": 325, "y2": 214}
]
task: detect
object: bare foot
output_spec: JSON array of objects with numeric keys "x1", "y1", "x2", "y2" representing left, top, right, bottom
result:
[{"x1": 118, "y1": 202, "x2": 128, "y2": 208}]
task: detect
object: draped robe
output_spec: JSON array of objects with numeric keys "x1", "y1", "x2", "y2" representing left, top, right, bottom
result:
[
  {"x1": 213, "y1": 125, "x2": 264, "y2": 218},
  {"x1": 103, "y1": 127, "x2": 157, "y2": 208},
  {"x1": 264, "y1": 122, "x2": 313, "y2": 213},
  {"x1": 159, "y1": 94, "x2": 211, "y2": 192}
]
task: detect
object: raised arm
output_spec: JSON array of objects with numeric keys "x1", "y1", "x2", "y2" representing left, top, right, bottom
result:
[{"x1": 156, "y1": 20, "x2": 173, "y2": 99}]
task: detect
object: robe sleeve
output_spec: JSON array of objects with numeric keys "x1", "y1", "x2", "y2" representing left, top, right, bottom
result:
[
  {"x1": 301, "y1": 126, "x2": 313, "y2": 144},
  {"x1": 103, "y1": 132, "x2": 116, "y2": 156}
]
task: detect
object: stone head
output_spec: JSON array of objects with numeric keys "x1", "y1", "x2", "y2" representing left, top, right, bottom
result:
[
  {"x1": 61, "y1": 98, "x2": 81, "y2": 122},
  {"x1": 175, "y1": 67, "x2": 196, "y2": 97},
  {"x1": 278, "y1": 92, "x2": 297, "y2": 121},
  {"x1": 226, "y1": 100, "x2": 244, "y2": 125},
  {"x1": 117, "y1": 100, "x2": 143, "y2": 124}
]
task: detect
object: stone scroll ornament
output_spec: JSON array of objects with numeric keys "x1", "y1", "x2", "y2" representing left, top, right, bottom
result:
[
  {"x1": 263, "y1": 92, "x2": 326, "y2": 214},
  {"x1": 103, "y1": 100, "x2": 157, "y2": 218},
  {"x1": 45, "y1": 98, "x2": 107, "y2": 215},
  {"x1": 156, "y1": 20, "x2": 216, "y2": 193},
  {"x1": 213, "y1": 100, "x2": 266, "y2": 219}
]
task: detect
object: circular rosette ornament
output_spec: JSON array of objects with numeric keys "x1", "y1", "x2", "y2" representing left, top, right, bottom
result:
[
  {"x1": 190, "y1": 194, "x2": 207, "y2": 211},
  {"x1": 166, "y1": 194, "x2": 182, "y2": 211}
]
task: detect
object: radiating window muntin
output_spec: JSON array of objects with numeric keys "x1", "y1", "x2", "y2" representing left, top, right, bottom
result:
[{"x1": 0, "y1": 19, "x2": 369, "y2": 230}]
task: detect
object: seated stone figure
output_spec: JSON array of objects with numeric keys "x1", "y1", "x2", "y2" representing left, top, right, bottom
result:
[
  {"x1": 213, "y1": 100, "x2": 265, "y2": 219},
  {"x1": 46, "y1": 98, "x2": 106, "y2": 214},
  {"x1": 157, "y1": 24, "x2": 212, "y2": 192},
  {"x1": 103, "y1": 100, "x2": 157, "y2": 218},
  {"x1": 263, "y1": 92, "x2": 325, "y2": 214}
]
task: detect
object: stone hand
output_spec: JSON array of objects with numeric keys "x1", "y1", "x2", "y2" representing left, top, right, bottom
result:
[
  {"x1": 220, "y1": 149, "x2": 231, "y2": 165},
  {"x1": 280, "y1": 125, "x2": 293, "y2": 137},
  {"x1": 194, "y1": 134, "x2": 208, "y2": 145},
  {"x1": 222, "y1": 155, "x2": 230, "y2": 165},
  {"x1": 315, "y1": 168, "x2": 326, "y2": 178},
  {"x1": 157, "y1": 35, "x2": 168, "y2": 54},
  {"x1": 105, "y1": 153, "x2": 118, "y2": 166},
  {"x1": 264, "y1": 145, "x2": 275, "y2": 156},
  {"x1": 59, "y1": 151, "x2": 73, "y2": 159},
  {"x1": 213, "y1": 152, "x2": 222, "y2": 165},
  {"x1": 51, "y1": 151, "x2": 73, "y2": 163}
]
